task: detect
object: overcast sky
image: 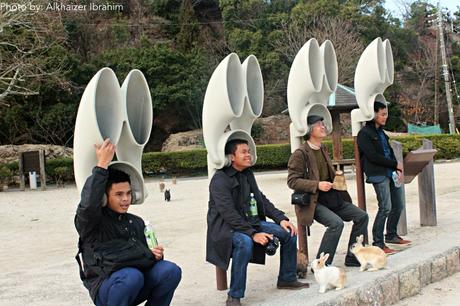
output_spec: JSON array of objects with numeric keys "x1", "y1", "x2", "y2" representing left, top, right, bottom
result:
[{"x1": 385, "y1": 0, "x2": 460, "y2": 18}]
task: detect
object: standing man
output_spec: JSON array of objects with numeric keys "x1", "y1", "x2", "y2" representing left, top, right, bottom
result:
[
  {"x1": 287, "y1": 115, "x2": 368, "y2": 266},
  {"x1": 207, "y1": 139, "x2": 309, "y2": 306},
  {"x1": 357, "y1": 101, "x2": 411, "y2": 254},
  {"x1": 75, "y1": 139, "x2": 181, "y2": 306}
]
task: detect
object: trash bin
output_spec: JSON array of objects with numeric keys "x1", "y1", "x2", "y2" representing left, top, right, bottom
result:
[{"x1": 29, "y1": 171, "x2": 37, "y2": 190}]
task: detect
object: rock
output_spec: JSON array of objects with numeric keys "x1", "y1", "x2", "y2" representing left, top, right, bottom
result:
[
  {"x1": 161, "y1": 114, "x2": 293, "y2": 152},
  {"x1": 446, "y1": 248, "x2": 460, "y2": 276},
  {"x1": 356, "y1": 281, "x2": 384, "y2": 306},
  {"x1": 431, "y1": 255, "x2": 447, "y2": 282},
  {"x1": 419, "y1": 260, "x2": 432, "y2": 286},
  {"x1": 0, "y1": 144, "x2": 73, "y2": 164},
  {"x1": 252, "y1": 114, "x2": 291, "y2": 144},
  {"x1": 378, "y1": 274, "x2": 399, "y2": 305},
  {"x1": 399, "y1": 266, "x2": 421, "y2": 299},
  {"x1": 161, "y1": 130, "x2": 205, "y2": 152}
]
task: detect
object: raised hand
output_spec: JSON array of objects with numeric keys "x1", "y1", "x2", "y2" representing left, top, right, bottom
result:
[{"x1": 94, "y1": 138, "x2": 115, "y2": 169}]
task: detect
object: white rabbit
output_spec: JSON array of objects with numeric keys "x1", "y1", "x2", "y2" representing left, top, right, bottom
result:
[
  {"x1": 350, "y1": 235, "x2": 387, "y2": 272},
  {"x1": 310, "y1": 252, "x2": 346, "y2": 293}
]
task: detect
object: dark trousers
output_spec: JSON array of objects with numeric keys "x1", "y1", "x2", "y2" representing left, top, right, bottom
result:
[
  {"x1": 95, "y1": 260, "x2": 181, "y2": 306},
  {"x1": 372, "y1": 177, "x2": 405, "y2": 248},
  {"x1": 229, "y1": 221, "x2": 297, "y2": 299},
  {"x1": 314, "y1": 202, "x2": 369, "y2": 265}
]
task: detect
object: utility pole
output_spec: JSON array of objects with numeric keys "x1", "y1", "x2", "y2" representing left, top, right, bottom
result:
[
  {"x1": 436, "y1": 3, "x2": 456, "y2": 134},
  {"x1": 434, "y1": 23, "x2": 439, "y2": 125}
]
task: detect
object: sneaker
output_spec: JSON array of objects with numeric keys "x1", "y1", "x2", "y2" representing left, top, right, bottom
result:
[
  {"x1": 277, "y1": 280, "x2": 310, "y2": 290},
  {"x1": 382, "y1": 245, "x2": 397, "y2": 255},
  {"x1": 226, "y1": 296, "x2": 241, "y2": 306},
  {"x1": 386, "y1": 235, "x2": 412, "y2": 245},
  {"x1": 344, "y1": 255, "x2": 361, "y2": 267}
]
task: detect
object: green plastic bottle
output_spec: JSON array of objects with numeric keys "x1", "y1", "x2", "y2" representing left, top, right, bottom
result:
[
  {"x1": 144, "y1": 220, "x2": 158, "y2": 249},
  {"x1": 249, "y1": 193, "x2": 258, "y2": 217}
]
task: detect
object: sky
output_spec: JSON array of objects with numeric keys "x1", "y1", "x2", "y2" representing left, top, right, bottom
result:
[{"x1": 385, "y1": 0, "x2": 460, "y2": 18}]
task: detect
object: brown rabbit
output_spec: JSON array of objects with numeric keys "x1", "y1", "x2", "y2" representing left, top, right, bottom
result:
[
  {"x1": 159, "y1": 182, "x2": 165, "y2": 193},
  {"x1": 350, "y1": 235, "x2": 387, "y2": 272}
]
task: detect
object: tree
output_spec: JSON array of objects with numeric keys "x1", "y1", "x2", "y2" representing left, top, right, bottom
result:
[
  {"x1": 273, "y1": 16, "x2": 364, "y2": 86},
  {"x1": 0, "y1": 4, "x2": 65, "y2": 107}
]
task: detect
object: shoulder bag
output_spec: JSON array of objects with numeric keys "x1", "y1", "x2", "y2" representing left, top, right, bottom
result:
[{"x1": 291, "y1": 149, "x2": 313, "y2": 206}]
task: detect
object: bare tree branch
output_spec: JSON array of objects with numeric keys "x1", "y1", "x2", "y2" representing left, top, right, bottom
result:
[
  {"x1": 272, "y1": 16, "x2": 364, "y2": 85},
  {"x1": 0, "y1": 2, "x2": 66, "y2": 106}
]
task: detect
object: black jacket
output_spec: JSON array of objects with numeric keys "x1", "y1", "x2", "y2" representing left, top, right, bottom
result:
[
  {"x1": 206, "y1": 166, "x2": 288, "y2": 270},
  {"x1": 357, "y1": 122, "x2": 398, "y2": 178},
  {"x1": 74, "y1": 167, "x2": 152, "y2": 303}
]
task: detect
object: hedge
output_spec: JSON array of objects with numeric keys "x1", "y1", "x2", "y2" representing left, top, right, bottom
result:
[{"x1": 1, "y1": 134, "x2": 460, "y2": 184}]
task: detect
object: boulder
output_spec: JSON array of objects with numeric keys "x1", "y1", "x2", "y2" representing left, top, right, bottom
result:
[{"x1": 0, "y1": 144, "x2": 73, "y2": 164}]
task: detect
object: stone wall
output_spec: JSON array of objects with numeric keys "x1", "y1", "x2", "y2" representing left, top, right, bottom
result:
[{"x1": 0, "y1": 144, "x2": 73, "y2": 164}]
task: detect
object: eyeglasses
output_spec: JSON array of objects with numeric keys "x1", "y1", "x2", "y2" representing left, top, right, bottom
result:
[{"x1": 313, "y1": 121, "x2": 326, "y2": 128}]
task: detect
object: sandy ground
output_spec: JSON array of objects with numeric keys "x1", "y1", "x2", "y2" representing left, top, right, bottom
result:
[{"x1": 1, "y1": 161, "x2": 460, "y2": 305}]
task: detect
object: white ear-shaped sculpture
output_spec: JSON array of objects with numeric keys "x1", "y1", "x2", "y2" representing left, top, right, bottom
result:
[
  {"x1": 202, "y1": 53, "x2": 263, "y2": 178},
  {"x1": 203, "y1": 53, "x2": 244, "y2": 166},
  {"x1": 73, "y1": 68, "x2": 124, "y2": 194},
  {"x1": 117, "y1": 70, "x2": 153, "y2": 175},
  {"x1": 74, "y1": 68, "x2": 152, "y2": 204},
  {"x1": 230, "y1": 55, "x2": 264, "y2": 133},
  {"x1": 287, "y1": 39, "x2": 337, "y2": 152},
  {"x1": 352, "y1": 37, "x2": 394, "y2": 136}
]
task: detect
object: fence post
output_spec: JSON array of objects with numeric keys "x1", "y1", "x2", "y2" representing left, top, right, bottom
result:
[
  {"x1": 390, "y1": 140, "x2": 408, "y2": 236},
  {"x1": 418, "y1": 139, "x2": 437, "y2": 226},
  {"x1": 39, "y1": 150, "x2": 46, "y2": 191}
]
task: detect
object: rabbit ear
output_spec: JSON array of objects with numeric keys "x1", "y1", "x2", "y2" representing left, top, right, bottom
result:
[
  {"x1": 323, "y1": 253, "x2": 330, "y2": 262},
  {"x1": 320, "y1": 252, "x2": 325, "y2": 258},
  {"x1": 357, "y1": 235, "x2": 363, "y2": 243}
]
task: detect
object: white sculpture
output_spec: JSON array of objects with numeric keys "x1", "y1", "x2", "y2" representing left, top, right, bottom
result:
[
  {"x1": 351, "y1": 37, "x2": 394, "y2": 136},
  {"x1": 73, "y1": 68, "x2": 152, "y2": 204},
  {"x1": 287, "y1": 38, "x2": 338, "y2": 152},
  {"x1": 202, "y1": 53, "x2": 263, "y2": 178}
]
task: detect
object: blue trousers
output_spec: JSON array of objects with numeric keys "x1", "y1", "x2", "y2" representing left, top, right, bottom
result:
[
  {"x1": 372, "y1": 177, "x2": 405, "y2": 248},
  {"x1": 229, "y1": 221, "x2": 297, "y2": 299},
  {"x1": 95, "y1": 260, "x2": 181, "y2": 306}
]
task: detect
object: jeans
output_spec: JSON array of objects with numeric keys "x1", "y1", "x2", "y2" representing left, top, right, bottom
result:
[
  {"x1": 228, "y1": 221, "x2": 297, "y2": 299},
  {"x1": 95, "y1": 260, "x2": 181, "y2": 306},
  {"x1": 372, "y1": 177, "x2": 405, "y2": 248},
  {"x1": 314, "y1": 202, "x2": 368, "y2": 264}
]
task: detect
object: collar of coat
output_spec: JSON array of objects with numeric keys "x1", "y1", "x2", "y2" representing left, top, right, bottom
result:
[{"x1": 223, "y1": 165, "x2": 250, "y2": 177}]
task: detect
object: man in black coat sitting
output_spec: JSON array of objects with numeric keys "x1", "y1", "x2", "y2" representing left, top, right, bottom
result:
[
  {"x1": 206, "y1": 139, "x2": 309, "y2": 306},
  {"x1": 75, "y1": 139, "x2": 181, "y2": 306}
]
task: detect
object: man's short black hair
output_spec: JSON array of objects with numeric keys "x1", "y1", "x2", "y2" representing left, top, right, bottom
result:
[
  {"x1": 106, "y1": 168, "x2": 131, "y2": 192},
  {"x1": 374, "y1": 101, "x2": 387, "y2": 113},
  {"x1": 225, "y1": 139, "x2": 249, "y2": 155}
]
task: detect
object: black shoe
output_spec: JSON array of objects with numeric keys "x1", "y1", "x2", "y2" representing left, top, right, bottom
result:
[
  {"x1": 386, "y1": 235, "x2": 412, "y2": 245},
  {"x1": 226, "y1": 296, "x2": 241, "y2": 306},
  {"x1": 344, "y1": 256, "x2": 361, "y2": 267},
  {"x1": 277, "y1": 280, "x2": 310, "y2": 290}
]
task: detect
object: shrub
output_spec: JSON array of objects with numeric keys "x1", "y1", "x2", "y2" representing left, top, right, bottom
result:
[
  {"x1": 2, "y1": 134, "x2": 459, "y2": 183},
  {"x1": 46, "y1": 158, "x2": 74, "y2": 182},
  {"x1": 0, "y1": 164, "x2": 12, "y2": 185}
]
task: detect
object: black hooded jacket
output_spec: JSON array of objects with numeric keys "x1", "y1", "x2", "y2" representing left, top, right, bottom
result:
[
  {"x1": 74, "y1": 166, "x2": 152, "y2": 303},
  {"x1": 357, "y1": 121, "x2": 398, "y2": 178}
]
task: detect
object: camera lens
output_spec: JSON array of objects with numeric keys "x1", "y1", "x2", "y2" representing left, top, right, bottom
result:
[{"x1": 265, "y1": 236, "x2": 279, "y2": 256}]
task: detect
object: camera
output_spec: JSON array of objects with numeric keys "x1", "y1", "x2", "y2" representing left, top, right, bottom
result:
[{"x1": 265, "y1": 236, "x2": 280, "y2": 256}]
